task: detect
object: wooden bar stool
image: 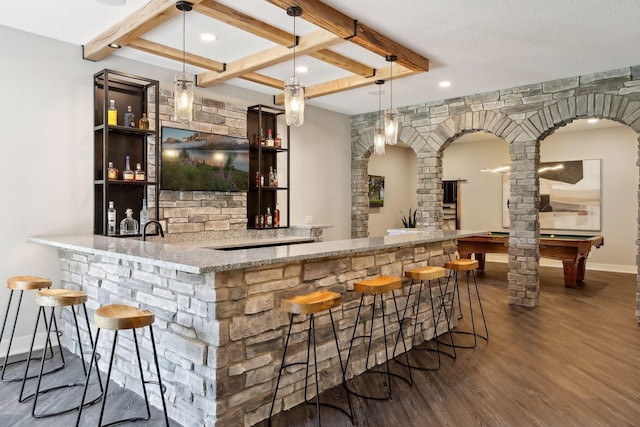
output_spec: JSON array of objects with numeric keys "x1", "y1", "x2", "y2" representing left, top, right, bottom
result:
[
  {"x1": 344, "y1": 275, "x2": 412, "y2": 401},
  {"x1": 393, "y1": 266, "x2": 456, "y2": 370},
  {"x1": 269, "y1": 290, "x2": 353, "y2": 426},
  {"x1": 76, "y1": 304, "x2": 169, "y2": 427},
  {"x1": 441, "y1": 259, "x2": 489, "y2": 349},
  {"x1": 0, "y1": 276, "x2": 63, "y2": 382},
  {"x1": 18, "y1": 289, "x2": 103, "y2": 418}
]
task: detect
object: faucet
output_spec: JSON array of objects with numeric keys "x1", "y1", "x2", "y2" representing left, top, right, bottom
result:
[{"x1": 142, "y1": 220, "x2": 165, "y2": 241}]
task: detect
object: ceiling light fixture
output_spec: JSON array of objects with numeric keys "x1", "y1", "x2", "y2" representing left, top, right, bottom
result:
[
  {"x1": 108, "y1": 42, "x2": 121, "y2": 49},
  {"x1": 384, "y1": 54, "x2": 399, "y2": 145},
  {"x1": 200, "y1": 32, "x2": 217, "y2": 42},
  {"x1": 587, "y1": 118, "x2": 599, "y2": 124},
  {"x1": 439, "y1": 80, "x2": 452, "y2": 88},
  {"x1": 174, "y1": 1, "x2": 194, "y2": 124},
  {"x1": 284, "y1": 6, "x2": 305, "y2": 127},
  {"x1": 374, "y1": 80, "x2": 386, "y2": 155},
  {"x1": 296, "y1": 65, "x2": 309, "y2": 73}
]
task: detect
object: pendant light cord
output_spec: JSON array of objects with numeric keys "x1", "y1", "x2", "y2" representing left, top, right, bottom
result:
[
  {"x1": 292, "y1": 13, "x2": 297, "y2": 78},
  {"x1": 389, "y1": 60, "x2": 393, "y2": 109},
  {"x1": 182, "y1": 8, "x2": 186, "y2": 74}
]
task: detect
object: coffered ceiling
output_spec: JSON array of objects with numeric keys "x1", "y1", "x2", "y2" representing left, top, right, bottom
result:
[{"x1": 3, "y1": 1, "x2": 640, "y2": 116}]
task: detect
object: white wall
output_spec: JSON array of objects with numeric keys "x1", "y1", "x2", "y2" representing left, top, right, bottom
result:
[
  {"x1": 368, "y1": 145, "x2": 418, "y2": 236},
  {"x1": 441, "y1": 123, "x2": 638, "y2": 272},
  {"x1": 0, "y1": 25, "x2": 352, "y2": 352}
]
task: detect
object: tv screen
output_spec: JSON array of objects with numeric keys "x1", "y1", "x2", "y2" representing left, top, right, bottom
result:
[{"x1": 161, "y1": 127, "x2": 249, "y2": 191}]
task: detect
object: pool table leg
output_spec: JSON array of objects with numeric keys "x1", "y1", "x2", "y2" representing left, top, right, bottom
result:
[
  {"x1": 562, "y1": 260, "x2": 578, "y2": 287},
  {"x1": 576, "y1": 256, "x2": 587, "y2": 282},
  {"x1": 474, "y1": 253, "x2": 486, "y2": 271}
]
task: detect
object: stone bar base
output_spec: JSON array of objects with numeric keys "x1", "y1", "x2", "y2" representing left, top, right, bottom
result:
[{"x1": 55, "y1": 238, "x2": 459, "y2": 426}]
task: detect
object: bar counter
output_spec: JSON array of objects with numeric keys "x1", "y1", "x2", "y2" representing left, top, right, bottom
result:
[{"x1": 31, "y1": 229, "x2": 478, "y2": 426}]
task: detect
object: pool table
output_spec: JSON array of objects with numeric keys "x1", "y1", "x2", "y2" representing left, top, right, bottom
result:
[{"x1": 457, "y1": 232, "x2": 604, "y2": 287}]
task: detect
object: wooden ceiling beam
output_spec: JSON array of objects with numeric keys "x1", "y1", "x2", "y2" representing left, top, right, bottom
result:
[
  {"x1": 264, "y1": 0, "x2": 429, "y2": 71},
  {"x1": 128, "y1": 38, "x2": 225, "y2": 72},
  {"x1": 273, "y1": 63, "x2": 418, "y2": 104},
  {"x1": 83, "y1": 0, "x2": 207, "y2": 61},
  {"x1": 310, "y1": 50, "x2": 375, "y2": 77},
  {"x1": 240, "y1": 73, "x2": 284, "y2": 90},
  {"x1": 197, "y1": 29, "x2": 343, "y2": 87}
]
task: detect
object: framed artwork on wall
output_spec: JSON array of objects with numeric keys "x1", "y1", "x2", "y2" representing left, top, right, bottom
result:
[
  {"x1": 161, "y1": 127, "x2": 250, "y2": 191},
  {"x1": 369, "y1": 175, "x2": 385, "y2": 207},
  {"x1": 502, "y1": 159, "x2": 601, "y2": 231}
]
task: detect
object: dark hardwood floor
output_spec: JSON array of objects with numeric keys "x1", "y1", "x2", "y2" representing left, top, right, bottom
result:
[
  {"x1": 1, "y1": 262, "x2": 639, "y2": 426},
  {"x1": 263, "y1": 262, "x2": 640, "y2": 427}
]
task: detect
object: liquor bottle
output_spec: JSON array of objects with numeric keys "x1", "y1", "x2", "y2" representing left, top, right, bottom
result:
[
  {"x1": 260, "y1": 129, "x2": 265, "y2": 146},
  {"x1": 122, "y1": 155, "x2": 134, "y2": 181},
  {"x1": 272, "y1": 169, "x2": 278, "y2": 187},
  {"x1": 265, "y1": 207, "x2": 273, "y2": 227},
  {"x1": 273, "y1": 206, "x2": 280, "y2": 227},
  {"x1": 134, "y1": 163, "x2": 145, "y2": 181},
  {"x1": 255, "y1": 170, "x2": 260, "y2": 186},
  {"x1": 120, "y1": 208, "x2": 139, "y2": 235},
  {"x1": 274, "y1": 133, "x2": 282, "y2": 148},
  {"x1": 123, "y1": 106, "x2": 134, "y2": 127},
  {"x1": 107, "y1": 161, "x2": 119, "y2": 180},
  {"x1": 107, "y1": 99, "x2": 117, "y2": 126},
  {"x1": 107, "y1": 201, "x2": 117, "y2": 236},
  {"x1": 140, "y1": 199, "x2": 149, "y2": 231},
  {"x1": 266, "y1": 129, "x2": 275, "y2": 147},
  {"x1": 268, "y1": 166, "x2": 274, "y2": 187},
  {"x1": 138, "y1": 113, "x2": 150, "y2": 130}
]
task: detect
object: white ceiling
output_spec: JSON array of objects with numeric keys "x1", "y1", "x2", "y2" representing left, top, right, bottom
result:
[{"x1": 2, "y1": 0, "x2": 640, "y2": 116}]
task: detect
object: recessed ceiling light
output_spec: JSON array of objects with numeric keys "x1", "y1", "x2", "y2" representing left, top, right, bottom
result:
[
  {"x1": 200, "y1": 33, "x2": 217, "y2": 42},
  {"x1": 587, "y1": 118, "x2": 599, "y2": 124},
  {"x1": 108, "y1": 43, "x2": 121, "y2": 49},
  {"x1": 296, "y1": 66, "x2": 309, "y2": 73},
  {"x1": 439, "y1": 81, "x2": 452, "y2": 88}
]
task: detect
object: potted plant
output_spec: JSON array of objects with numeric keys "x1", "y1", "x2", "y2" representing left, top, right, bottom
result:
[{"x1": 401, "y1": 208, "x2": 417, "y2": 228}]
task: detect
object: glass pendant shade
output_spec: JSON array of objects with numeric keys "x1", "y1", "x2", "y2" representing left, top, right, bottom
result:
[
  {"x1": 174, "y1": 72, "x2": 194, "y2": 123},
  {"x1": 284, "y1": 77, "x2": 305, "y2": 126},
  {"x1": 384, "y1": 108, "x2": 399, "y2": 145},
  {"x1": 374, "y1": 127, "x2": 386, "y2": 155}
]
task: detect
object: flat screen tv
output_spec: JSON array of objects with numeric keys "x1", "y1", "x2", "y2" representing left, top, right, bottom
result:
[{"x1": 161, "y1": 126, "x2": 249, "y2": 191}]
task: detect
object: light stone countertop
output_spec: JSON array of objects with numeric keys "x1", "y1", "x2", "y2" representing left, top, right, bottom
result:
[{"x1": 30, "y1": 229, "x2": 482, "y2": 275}]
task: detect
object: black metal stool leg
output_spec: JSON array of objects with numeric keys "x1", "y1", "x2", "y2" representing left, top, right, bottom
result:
[
  {"x1": 148, "y1": 325, "x2": 170, "y2": 427},
  {"x1": 76, "y1": 328, "x2": 102, "y2": 427},
  {"x1": 269, "y1": 314, "x2": 295, "y2": 424}
]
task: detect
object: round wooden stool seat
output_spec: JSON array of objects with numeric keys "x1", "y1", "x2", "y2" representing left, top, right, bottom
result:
[
  {"x1": 405, "y1": 266, "x2": 447, "y2": 281},
  {"x1": 94, "y1": 304, "x2": 154, "y2": 331},
  {"x1": 354, "y1": 275, "x2": 402, "y2": 294},
  {"x1": 36, "y1": 289, "x2": 87, "y2": 307},
  {"x1": 282, "y1": 290, "x2": 342, "y2": 315},
  {"x1": 7, "y1": 276, "x2": 51, "y2": 291},
  {"x1": 445, "y1": 259, "x2": 479, "y2": 271}
]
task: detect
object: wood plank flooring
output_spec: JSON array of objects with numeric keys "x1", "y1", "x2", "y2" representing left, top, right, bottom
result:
[
  {"x1": 262, "y1": 262, "x2": 640, "y2": 427},
  {"x1": 1, "y1": 262, "x2": 639, "y2": 426}
]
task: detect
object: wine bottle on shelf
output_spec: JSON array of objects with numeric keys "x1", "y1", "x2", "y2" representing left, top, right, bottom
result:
[
  {"x1": 107, "y1": 161, "x2": 119, "y2": 180},
  {"x1": 272, "y1": 169, "x2": 278, "y2": 187},
  {"x1": 107, "y1": 201, "x2": 117, "y2": 236},
  {"x1": 266, "y1": 207, "x2": 273, "y2": 227},
  {"x1": 122, "y1": 155, "x2": 134, "y2": 181},
  {"x1": 140, "y1": 199, "x2": 149, "y2": 231},
  {"x1": 260, "y1": 129, "x2": 265, "y2": 146},
  {"x1": 138, "y1": 113, "x2": 150, "y2": 130},
  {"x1": 124, "y1": 106, "x2": 135, "y2": 127},
  {"x1": 120, "y1": 208, "x2": 139, "y2": 235},
  {"x1": 273, "y1": 206, "x2": 280, "y2": 227},
  {"x1": 134, "y1": 163, "x2": 145, "y2": 181},
  {"x1": 274, "y1": 133, "x2": 282, "y2": 148},
  {"x1": 266, "y1": 129, "x2": 275, "y2": 147},
  {"x1": 268, "y1": 167, "x2": 274, "y2": 188},
  {"x1": 107, "y1": 100, "x2": 117, "y2": 126}
]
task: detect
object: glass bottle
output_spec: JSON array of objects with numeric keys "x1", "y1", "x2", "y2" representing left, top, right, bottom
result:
[
  {"x1": 274, "y1": 133, "x2": 282, "y2": 148},
  {"x1": 120, "y1": 208, "x2": 139, "y2": 235},
  {"x1": 265, "y1": 207, "x2": 273, "y2": 227},
  {"x1": 107, "y1": 161, "x2": 119, "y2": 180},
  {"x1": 272, "y1": 169, "x2": 278, "y2": 187},
  {"x1": 134, "y1": 163, "x2": 145, "y2": 181},
  {"x1": 274, "y1": 205, "x2": 280, "y2": 227},
  {"x1": 107, "y1": 99, "x2": 117, "y2": 126},
  {"x1": 268, "y1": 166, "x2": 274, "y2": 188},
  {"x1": 124, "y1": 105, "x2": 135, "y2": 127},
  {"x1": 138, "y1": 113, "x2": 150, "y2": 130},
  {"x1": 140, "y1": 199, "x2": 149, "y2": 232},
  {"x1": 107, "y1": 201, "x2": 117, "y2": 236},
  {"x1": 266, "y1": 129, "x2": 274, "y2": 147},
  {"x1": 122, "y1": 155, "x2": 134, "y2": 181}
]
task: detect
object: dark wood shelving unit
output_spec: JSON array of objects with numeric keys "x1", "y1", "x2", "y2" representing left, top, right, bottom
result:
[
  {"x1": 246, "y1": 105, "x2": 290, "y2": 229},
  {"x1": 443, "y1": 180, "x2": 461, "y2": 230},
  {"x1": 94, "y1": 69, "x2": 159, "y2": 236}
]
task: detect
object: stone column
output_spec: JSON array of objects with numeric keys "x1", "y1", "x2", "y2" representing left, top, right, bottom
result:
[
  {"x1": 351, "y1": 157, "x2": 369, "y2": 238},
  {"x1": 416, "y1": 151, "x2": 443, "y2": 229},
  {"x1": 508, "y1": 138, "x2": 540, "y2": 307}
]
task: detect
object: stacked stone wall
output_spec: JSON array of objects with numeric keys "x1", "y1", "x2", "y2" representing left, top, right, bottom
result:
[
  {"x1": 58, "y1": 238, "x2": 458, "y2": 426},
  {"x1": 351, "y1": 65, "x2": 640, "y2": 312}
]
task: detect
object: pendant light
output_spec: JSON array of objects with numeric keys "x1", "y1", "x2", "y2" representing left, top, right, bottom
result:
[
  {"x1": 174, "y1": 1, "x2": 194, "y2": 123},
  {"x1": 284, "y1": 6, "x2": 305, "y2": 127},
  {"x1": 373, "y1": 80, "x2": 386, "y2": 155},
  {"x1": 384, "y1": 55, "x2": 399, "y2": 145}
]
